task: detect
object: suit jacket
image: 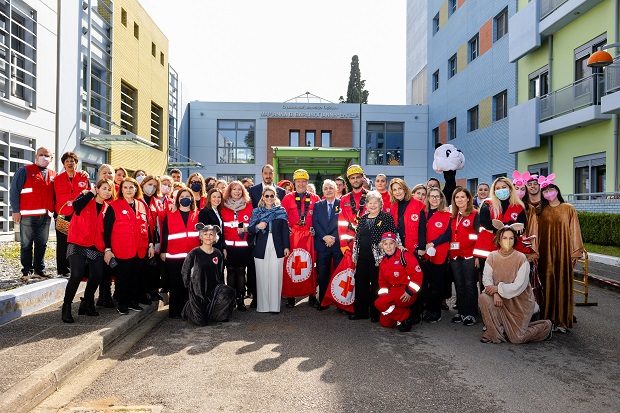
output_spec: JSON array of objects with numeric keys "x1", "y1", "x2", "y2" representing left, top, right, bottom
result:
[
  {"x1": 197, "y1": 207, "x2": 226, "y2": 253},
  {"x1": 313, "y1": 198, "x2": 341, "y2": 253},
  {"x1": 249, "y1": 183, "x2": 286, "y2": 208},
  {"x1": 248, "y1": 218, "x2": 290, "y2": 259}
]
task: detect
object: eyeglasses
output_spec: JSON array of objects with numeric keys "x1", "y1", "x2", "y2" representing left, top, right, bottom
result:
[
  {"x1": 264, "y1": 194, "x2": 275, "y2": 198},
  {"x1": 428, "y1": 195, "x2": 441, "y2": 199}
]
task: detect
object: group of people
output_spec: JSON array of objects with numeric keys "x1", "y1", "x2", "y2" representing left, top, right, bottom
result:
[{"x1": 10, "y1": 149, "x2": 584, "y2": 343}]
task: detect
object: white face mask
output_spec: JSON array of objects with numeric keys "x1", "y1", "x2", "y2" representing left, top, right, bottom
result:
[
  {"x1": 136, "y1": 175, "x2": 145, "y2": 183},
  {"x1": 161, "y1": 185, "x2": 170, "y2": 195},
  {"x1": 37, "y1": 156, "x2": 51, "y2": 168},
  {"x1": 143, "y1": 184, "x2": 156, "y2": 196}
]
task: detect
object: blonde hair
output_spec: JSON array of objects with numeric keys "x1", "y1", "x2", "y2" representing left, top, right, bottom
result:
[
  {"x1": 257, "y1": 186, "x2": 282, "y2": 207},
  {"x1": 389, "y1": 178, "x2": 412, "y2": 204},
  {"x1": 489, "y1": 177, "x2": 524, "y2": 218}
]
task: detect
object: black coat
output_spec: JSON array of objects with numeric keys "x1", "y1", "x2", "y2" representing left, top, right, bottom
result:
[
  {"x1": 248, "y1": 217, "x2": 290, "y2": 259},
  {"x1": 197, "y1": 207, "x2": 226, "y2": 254}
]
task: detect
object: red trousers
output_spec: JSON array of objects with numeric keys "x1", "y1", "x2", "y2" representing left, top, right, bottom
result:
[{"x1": 374, "y1": 286, "x2": 415, "y2": 327}]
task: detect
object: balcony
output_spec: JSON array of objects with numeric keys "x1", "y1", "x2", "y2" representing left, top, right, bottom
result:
[
  {"x1": 509, "y1": 0, "x2": 606, "y2": 62},
  {"x1": 601, "y1": 57, "x2": 620, "y2": 114}
]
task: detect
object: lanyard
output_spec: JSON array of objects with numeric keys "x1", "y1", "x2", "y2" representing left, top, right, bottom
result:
[
  {"x1": 350, "y1": 190, "x2": 367, "y2": 225},
  {"x1": 295, "y1": 192, "x2": 311, "y2": 225}
]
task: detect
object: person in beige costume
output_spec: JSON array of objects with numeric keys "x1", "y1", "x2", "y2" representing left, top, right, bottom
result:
[{"x1": 479, "y1": 222, "x2": 552, "y2": 344}]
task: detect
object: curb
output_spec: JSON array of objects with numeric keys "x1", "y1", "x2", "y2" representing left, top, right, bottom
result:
[
  {"x1": 587, "y1": 253, "x2": 620, "y2": 267},
  {"x1": 0, "y1": 302, "x2": 159, "y2": 413},
  {"x1": 574, "y1": 270, "x2": 620, "y2": 294}
]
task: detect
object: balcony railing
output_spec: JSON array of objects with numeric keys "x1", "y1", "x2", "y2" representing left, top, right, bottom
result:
[
  {"x1": 604, "y1": 57, "x2": 620, "y2": 94},
  {"x1": 540, "y1": 73, "x2": 605, "y2": 121},
  {"x1": 540, "y1": 0, "x2": 569, "y2": 20}
]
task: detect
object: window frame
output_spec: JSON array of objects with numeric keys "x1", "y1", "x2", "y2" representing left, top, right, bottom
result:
[
  {"x1": 528, "y1": 66, "x2": 549, "y2": 99},
  {"x1": 494, "y1": 8, "x2": 508, "y2": 42},
  {"x1": 494, "y1": 90, "x2": 508, "y2": 121},
  {"x1": 448, "y1": 118, "x2": 457, "y2": 140},
  {"x1": 321, "y1": 130, "x2": 331, "y2": 147},
  {"x1": 469, "y1": 34, "x2": 479, "y2": 63},
  {"x1": 432, "y1": 127, "x2": 440, "y2": 146},
  {"x1": 448, "y1": 54, "x2": 457, "y2": 79},
  {"x1": 574, "y1": 152, "x2": 606, "y2": 196},
  {"x1": 216, "y1": 119, "x2": 256, "y2": 165},
  {"x1": 448, "y1": 0, "x2": 457, "y2": 16},
  {"x1": 120, "y1": 81, "x2": 136, "y2": 134},
  {"x1": 432, "y1": 13, "x2": 440, "y2": 35},
  {"x1": 432, "y1": 70, "x2": 439, "y2": 91},
  {"x1": 150, "y1": 101, "x2": 162, "y2": 149},
  {"x1": 289, "y1": 130, "x2": 300, "y2": 147},
  {"x1": 468, "y1": 106, "x2": 479, "y2": 132},
  {"x1": 366, "y1": 122, "x2": 404, "y2": 166}
]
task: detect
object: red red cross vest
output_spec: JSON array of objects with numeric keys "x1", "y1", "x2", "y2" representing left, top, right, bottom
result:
[
  {"x1": 337, "y1": 190, "x2": 367, "y2": 249},
  {"x1": 378, "y1": 249, "x2": 424, "y2": 296},
  {"x1": 221, "y1": 203, "x2": 253, "y2": 248},
  {"x1": 67, "y1": 198, "x2": 107, "y2": 251},
  {"x1": 424, "y1": 210, "x2": 451, "y2": 264},
  {"x1": 19, "y1": 163, "x2": 55, "y2": 216},
  {"x1": 390, "y1": 198, "x2": 426, "y2": 252},
  {"x1": 450, "y1": 210, "x2": 478, "y2": 259},
  {"x1": 474, "y1": 200, "x2": 524, "y2": 258},
  {"x1": 109, "y1": 198, "x2": 149, "y2": 259},
  {"x1": 54, "y1": 171, "x2": 90, "y2": 215},
  {"x1": 165, "y1": 209, "x2": 200, "y2": 259}
]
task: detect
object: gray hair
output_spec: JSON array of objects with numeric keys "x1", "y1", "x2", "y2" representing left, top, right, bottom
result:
[
  {"x1": 365, "y1": 190, "x2": 383, "y2": 207},
  {"x1": 322, "y1": 179, "x2": 336, "y2": 190}
]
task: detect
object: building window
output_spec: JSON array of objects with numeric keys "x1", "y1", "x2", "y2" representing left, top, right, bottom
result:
[
  {"x1": 151, "y1": 43, "x2": 156, "y2": 57},
  {"x1": 321, "y1": 131, "x2": 331, "y2": 147},
  {"x1": 432, "y1": 70, "x2": 439, "y2": 91},
  {"x1": 494, "y1": 90, "x2": 508, "y2": 121},
  {"x1": 120, "y1": 81, "x2": 136, "y2": 134},
  {"x1": 432, "y1": 127, "x2": 439, "y2": 146},
  {"x1": 289, "y1": 130, "x2": 300, "y2": 146},
  {"x1": 432, "y1": 13, "x2": 440, "y2": 35},
  {"x1": 366, "y1": 122, "x2": 404, "y2": 166},
  {"x1": 575, "y1": 153, "x2": 606, "y2": 196},
  {"x1": 574, "y1": 34, "x2": 607, "y2": 82},
  {"x1": 217, "y1": 174, "x2": 253, "y2": 183},
  {"x1": 468, "y1": 106, "x2": 479, "y2": 132},
  {"x1": 492, "y1": 173, "x2": 507, "y2": 181},
  {"x1": 0, "y1": 4, "x2": 37, "y2": 107},
  {"x1": 150, "y1": 102, "x2": 162, "y2": 149},
  {"x1": 448, "y1": 118, "x2": 457, "y2": 140},
  {"x1": 448, "y1": 54, "x2": 457, "y2": 79},
  {"x1": 469, "y1": 34, "x2": 479, "y2": 62},
  {"x1": 133, "y1": 22, "x2": 139, "y2": 39},
  {"x1": 217, "y1": 120, "x2": 255, "y2": 164},
  {"x1": 495, "y1": 8, "x2": 508, "y2": 41},
  {"x1": 467, "y1": 178, "x2": 478, "y2": 195},
  {"x1": 448, "y1": 0, "x2": 457, "y2": 16},
  {"x1": 121, "y1": 8, "x2": 127, "y2": 26},
  {"x1": 528, "y1": 163, "x2": 549, "y2": 178},
  {"x1": 529, "y1": 66, "x2": 549, "y2": 99},
  {"x1": 305, "y1": 131, "x2": 315, "y2": 147},
  {"x1": 160, "y1": 52, "x2": 164, "y2": 66}
]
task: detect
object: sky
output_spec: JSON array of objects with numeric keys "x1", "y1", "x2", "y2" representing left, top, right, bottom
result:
[{"x1": 139, "y1": 0, "x2": 406, "y2": 105}]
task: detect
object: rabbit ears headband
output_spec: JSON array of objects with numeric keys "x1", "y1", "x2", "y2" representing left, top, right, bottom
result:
[
  {"x1": 512, "y1": 170, "x2": 538, "y2": 186},
  {"x1": 537, "y1": 173, "x2": 556, "y2": 189},
  {"x1": 195, "y1": 223, "x2": 222, "y2": 234},
  {"x1": 491, "y1": 219, "x2": 524, "y2": 233}
]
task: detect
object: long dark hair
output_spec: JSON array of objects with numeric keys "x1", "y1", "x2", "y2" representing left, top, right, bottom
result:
[{"x1": 539, "y1": 183, "x2": 565, "y2": 213}]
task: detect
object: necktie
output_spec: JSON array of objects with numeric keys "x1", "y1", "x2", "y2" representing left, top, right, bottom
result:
[{"x1": 328, "y1": 203, "x2": 333, "y2": 220}]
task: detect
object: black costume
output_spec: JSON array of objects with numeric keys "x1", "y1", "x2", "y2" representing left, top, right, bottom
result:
[{"x1": 181, "y1": 247, "x2": 235, "y2": 326}]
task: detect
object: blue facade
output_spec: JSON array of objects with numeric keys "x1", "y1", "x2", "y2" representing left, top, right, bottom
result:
[{"x1": 426, "y1": 0, "x2": 518, "y2": 188}]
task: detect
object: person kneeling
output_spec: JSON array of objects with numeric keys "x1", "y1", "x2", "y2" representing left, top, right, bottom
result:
[
  {"x1": 374, "y1": 232, "x2": 423, "y2": 332},
  {"x1": 181, "y1": 224, "x2": 235, "y2": 326},
  {"x1": 479, "y1": 223, "x2": 552, "y2": 344}
]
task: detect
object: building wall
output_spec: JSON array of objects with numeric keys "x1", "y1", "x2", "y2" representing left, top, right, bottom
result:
[
  {"x1": 109, "y1": 0, "x2": 169, "y2": 175},
  {"x1": 426, "y1": 0, "x2": 517, "y2": 188},
  {"x1": 406, "y1": 0, "x2": 428, "y2": 105}
]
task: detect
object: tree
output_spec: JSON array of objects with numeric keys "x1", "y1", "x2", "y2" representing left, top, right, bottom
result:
[
  {"x1": 339, "y1": 55, "x2": 369, "y2": 104},
  {"x1": 313, "y1": 171, "x2": 324, "y2": 198}
]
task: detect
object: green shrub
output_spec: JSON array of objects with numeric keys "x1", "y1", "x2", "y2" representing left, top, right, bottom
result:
[{"x1": 578, "y1": 212, "x2": 620, "y2": 246}]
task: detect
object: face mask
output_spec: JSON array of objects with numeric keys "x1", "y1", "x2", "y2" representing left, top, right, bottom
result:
[
  {"x1": 161, "y1": 185, "x2": 170, "y2": 195},
  {"x1": 516, "y1": 189, "x2": 525, "y2": 199},
  {"x1": 543, "y1": 190, "x2": 558, "y2": 202},
  {"x1": 143, "y1": 185, "x2": 156, "y2": 196},
  {"x1": 179, "y1": 198, "x2": 192, "y2": 207},
  {"x1": 495, "y1": 188, "x2": 510, "y2": 200},
  {"x1": 500, "y1": 239, "x2": 513, "y2": 252},
  {"x1": 191, "y1": 182, "x2": 202, "y2": 192},
  {"x1": 37, "y1": 156, "x2": 51, "y2": 168},
  {"x1": 136, "y1": 175, "x2": 145, "y2": 183}
]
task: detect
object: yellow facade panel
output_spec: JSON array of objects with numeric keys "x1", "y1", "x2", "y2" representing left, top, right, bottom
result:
[
  {"x1": 439, "y1": 2, "x2": 448, "y2": 29},
  {"x1": 457, "y1": 43, "x2": 467, "y2": 73},
  {"x1": 479, "y1": 96, "x2": 492, "y2": 129}
]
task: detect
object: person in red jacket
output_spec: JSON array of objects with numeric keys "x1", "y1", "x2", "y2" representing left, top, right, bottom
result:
[
  {"x1": 338, "y1": 165, "x2": 367, "y2": 253},
  {"x1": 375, "y1": 232, "x2": 423, "y2": 332},
  {"x1": 103, "y1": 177, "x2": 154, "y2": 315},
  {"x1": 374, "y1": 174, "x2": 392, "y2": 213},
  {"x1": 449, "y1": 187, "x2": 480, "y2": 326},
  {"x1": 418, "y1": 187, "x2": 452, "y2": 323},
  {"x1": 160, "y1": 187, "x2": 200, "y2": 318},
  {"x1": 389, "y1": 178, "x2": 427, "y2": 254},
  {"x1": 61, "y1": 179, "x2": 114, "y2": 323},
  {"x1": 140, "y1": 175, "x2": 166, "y2": 302},
  {"x1": 9, "y1": 147, "x2": 56, "y2": 280},
  {"x1": 53, "y1": 152, "x2": 91, "y2": 277}
]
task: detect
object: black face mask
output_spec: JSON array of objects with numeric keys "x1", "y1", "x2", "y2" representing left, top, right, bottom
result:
[{"x1": 191, "y1": 182, "x2": 203, "y2": 192}]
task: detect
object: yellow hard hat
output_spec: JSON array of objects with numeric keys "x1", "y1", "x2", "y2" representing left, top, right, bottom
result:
[
  {"x1": 293, "y1": 169, "x2": 309, "y2": 180},
  {"x1": 346, "y1": 164, "x2": 364, "y2": 178}
]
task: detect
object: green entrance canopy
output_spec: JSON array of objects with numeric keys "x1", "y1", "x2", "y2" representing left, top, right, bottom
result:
[{"x1": 272, "y1": 146, "x2": 361, "y2": 177}]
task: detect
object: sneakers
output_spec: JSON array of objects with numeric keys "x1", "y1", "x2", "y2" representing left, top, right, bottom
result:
[
  {"x1": 462, "y1": 315, "x2": 476, "y2": 326},
  {"x1": 398, "y1": 318, "x2": 413, "y2": 332},
  {"x1": 451, "y1": 314, "x2": 464, "y2": 323},
  {"x1": 423, "y1": 311, "x2": 441, "y2": 323},
  {"x1": 34, "y1": 271, "x2": 52, "y2": 279},
  {"x1": 117, "y1": 305, "x2": 129, "y2": 315},
  {"x1": 128, "y1": 302, "x2": 143, "y2": 312}
]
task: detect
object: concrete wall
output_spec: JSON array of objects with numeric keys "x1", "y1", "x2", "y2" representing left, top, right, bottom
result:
[{"x1": 406, "y1": 0, "x2": 428, "y2": 105}]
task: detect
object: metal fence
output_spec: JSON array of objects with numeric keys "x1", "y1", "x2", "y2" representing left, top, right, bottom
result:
[
  {"x1": 540, "y1": 0, "x2": 569, "y2": 20},
  {"x1": 605, "y1": 59, "x2": 620, "y2": 94},
  {"x1": 540, "y1": 74, "x2": 604, "y2": 121}
]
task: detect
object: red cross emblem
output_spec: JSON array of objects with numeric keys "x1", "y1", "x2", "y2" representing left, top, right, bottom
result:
[
  {"x1": 338, "y1": 276, "x2": 354, "y2": 298},
  {"x1": 463, "y1": 219, "x2": 470, "y2": 227},
  {"x1": 411, "y1": 214, "x2": 419, "y2": 221},
  {"x1": 435, "y1": 221, "x2": 443, "y2": 228},
  {"x1": 286, "y1": 248, "x2": 312, "y2": 283},
  {"x1": 292, "y1": 255, "x2": 307, "y2": 275},
  {"x1": 511, "y1": 212, "x2": 518, "y2": 221},
  {"x1": 331, "y1": 268, "x2": 355, "y2": 305}
]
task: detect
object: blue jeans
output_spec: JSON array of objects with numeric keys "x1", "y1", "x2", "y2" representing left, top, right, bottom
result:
[
  {"x1": 20, "y1": 214, "x2": 51, "y2": 275},
  {"x1": 450, "y1": 256, "x2": 478, "y2": 318}
]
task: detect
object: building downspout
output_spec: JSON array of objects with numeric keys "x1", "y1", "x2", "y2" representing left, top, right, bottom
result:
[
  {"x1": 614, "y1": 0, "x2": 619, "y2": 195},
  {"x1": 548, "y1": 35, "x2": 553, "y2": 172},
  {"x1": 54, "y1": 0, "x2": 61, "y2": 171}
]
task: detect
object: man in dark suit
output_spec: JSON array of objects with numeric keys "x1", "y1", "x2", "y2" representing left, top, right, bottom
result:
[
  {"x1": 248, "y1": 164, "x2": 286, "y2": 208},
  {"x1": 313, "y1": 179, "x2": 343, "y2": 310}
]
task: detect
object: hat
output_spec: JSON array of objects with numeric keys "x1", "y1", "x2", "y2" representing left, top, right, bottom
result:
[
  {"x1": 195, "y1": 223, "x2": 221, "y2": 234},
  {"x1": 346, "y1": 164, "x2": 364, "y2": 178},
  {"x1": 293, "y1": 169, "x2": 309, "y2": 180},
  {"x1": 381, "y1": 232, "x2": 397, "y2": 242},
  {"x1": 538, "y1": 173, "x2": 556, "y2": 189}
]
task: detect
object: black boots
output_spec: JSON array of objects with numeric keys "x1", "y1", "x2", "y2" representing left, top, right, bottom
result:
[
  {"x1": 236, "y1": 294, "x2": 247, "y2": 311},
  {"x1": 61, "y1": 303, "x2": 74, "y2": 323},
  {"x1": 78, "y1": 297, "x2": 100, "y2": 317}
]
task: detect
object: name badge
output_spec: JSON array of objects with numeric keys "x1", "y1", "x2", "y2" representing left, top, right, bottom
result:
[{"x1": 450, "y1": 242, "x2": 460, "y2": 250}]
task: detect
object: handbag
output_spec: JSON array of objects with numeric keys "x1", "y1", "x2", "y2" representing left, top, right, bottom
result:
[{"x1": 55, "y1": 201, "x2": 71, "y2": 235}]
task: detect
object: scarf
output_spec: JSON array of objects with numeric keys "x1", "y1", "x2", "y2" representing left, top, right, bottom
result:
[
  {"x1": 223, "y1": 197, "x2": 247, "y2": 212},
  {"x1": 249, "y1": 206, "x2": 288, "y2": 233}
]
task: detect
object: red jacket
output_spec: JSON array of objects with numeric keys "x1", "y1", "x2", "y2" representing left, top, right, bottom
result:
[
  {"x1": 390, "y1": 198, "x2": 426, "y2": 252},
  {"x1": 282, "y1": 191, "x2": 320, "y2": 228},
  {"x1": 54, "y1": 171, "x2": 89, "y2": 215},
  {"x1": 378, "y1": 249, "x2": 423, "y2": 297},
  {"x1": 474, "y1": 200, "x2": 525, "y2": 258},
  {"x1": 221, "y1": 203, "x2": 253, "y2": 248},
  {"x1": 19, "y1": 163, "x2": 55, "y2": 216},
  {"x1": 145, "y1": 196, "x2": 166, "y2": 251},
  {"x1": 164, "y1": 209, "x2": 199, "y2": 259},
  {"x1": 337, "y1": 190, "x2": 367, "y2": 248},
  {"x1": 379, "y1": 191, "x2": 391, "y2": 213},
  {"x1": 424, "y1": 210, "x2": 451, "y2": 264},
  {"x1": 450, "y1": 210, "x2": 478, "y2": 259},
  {"x1": 67, "y1": 198, "x2": 107, "y2": 251},
  {"x1": 108, "y1": 198, "x2": 149, "y2": 259}
]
